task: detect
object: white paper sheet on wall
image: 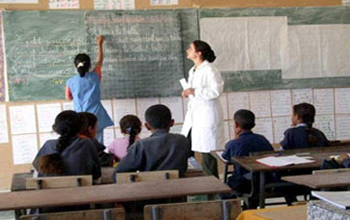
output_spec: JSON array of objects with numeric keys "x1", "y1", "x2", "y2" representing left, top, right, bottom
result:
[
  {"x1": 292, "y1": 89, "x2": 313, "y2": 105},
  {"x1": 103, "y1": 128, "x2": 115, "y2": 147},
  {"x1": 9, "y1": 105, "x2": 36, "y2": 135},
  {"x1": 314, "y1": 89, "x2": 334, "y2": 115},
  {"x1": 273, "y1": 116, "x2": 291, "y2": 144},
  {"x1": 336, "y1": 115, "x2": 350, "y2": 140},
  {"x1": 200, "y1": 17, "x2": 287, "y2": 72},
  {"x1": 343, "y1": 0, "x2": 350, "y2": 5},
  {"x1": 160, "y1": 97, "x2": 184, "y2": 123},
  {"x1": 62, "y1": 102, "x2": 74, "y2": 111},
  {"x1": 0, "y1": 0, "x2": 37, "y2": 3},
  {"x1": 223, "y1": 120, "x2": 230, "y2": 144},
  {"x1": 101, "y1": 100, "x2": 114, "y2": 125},
  {"x1": 39, "y1": 132, "x2": 59, "y2": 147},
  {"x1": 136, "y1": 98, "x2": 159, "y2": 124},
  {"x1": 249, "y1": 91, "x2": 271, "y2": 118},
  {"x1": 228, "y1": 120, "x2": 235, "y2": 140},
  {"x1": 314, "y1": 115, "x2": 336, "y2": 140},
  {"x1": 0, "y1": 105, "x2": 9, "y2": 143},
  {"x1": 114, "y1": 127, "x2": 124, "y2": 139},
  {"x1": 271, "y1": 90, "x2": 292, "y2": 117},
  {"x1": 113, "y1": 99, "x2": 136, "y2": 125},
  {"x1": 170, "y1": 124, "x2": 182, "y2": 134},
  {"x1": 335, "y1": 88, "x2": 350, "y2": 114},
  {"x1": 227, "y1": 92, "x2": 250, "y2": 119},
  {"x1": 94, "y1": 0, "x2": 135, "y2": 10},
  {"x1": 151, "y1": 0, "x2": 178, "y2": 5},
  {"x1": 49, "y1": 0, "x2": 79, "y2": 9},
  {"x1": 140, "y1": 125, "x2": 152, "y2": 138},
  {"x1": 282, "y1": 25, "x2": 350, "y2": 79},
  {"x1": 220, "y1": 94, "x2": 229, "y2": 120},
  {"x1": 12, "y1": 134, "x2": 38, "y2": 165},
  {"x1": 37, "y1": 103, "x2": 62, "y2": 133},
  {"x1": 254, "y1": 117, "x2": 274, "y2": 143}
]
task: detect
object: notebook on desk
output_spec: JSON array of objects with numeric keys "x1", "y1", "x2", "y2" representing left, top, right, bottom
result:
[
  {"x1": 312, "y1": 191, "x2": 350, "y2": 209},
  {"x1": 256, "y1": 155, "x2": 314, "y2": 167}
]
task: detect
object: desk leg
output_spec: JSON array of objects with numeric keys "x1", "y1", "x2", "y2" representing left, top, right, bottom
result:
[{"x1": 259, "y1": 172, "x2": 265, "y2": 209}]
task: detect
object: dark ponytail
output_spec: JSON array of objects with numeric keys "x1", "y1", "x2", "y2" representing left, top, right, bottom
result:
[
  {"x1": 37, "y1": 110, "x2": 83, "y2": 175},
  {"x1": 74, "y1": 54, "x2": 91, "y2": 77},
  {"x1": 293, "y1": 103, "x2": 319, "y2": 146},
  {"x1": 193, "y1": 40, "x2": 216, "y2": 63},
  {"x1": 119, "y1": 115, "x2": 142, "y2": 150}
]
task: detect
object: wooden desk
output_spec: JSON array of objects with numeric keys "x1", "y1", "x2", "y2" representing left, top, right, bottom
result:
[
  {"x1": 282, "y1": 172, "x2": 350, "y2": 189},
  {"x1": 210, "y1": 150, "x2": 234, "y2": 183},
  {"x1": 237, "y1": 205, "x2": 306, "y2": 220},
  {"x1": 1, "y1": 176, "x2": 231, "y2": 211},
  {"x1": 232, "y1": 149, "x2": 350, "y2": 208}
]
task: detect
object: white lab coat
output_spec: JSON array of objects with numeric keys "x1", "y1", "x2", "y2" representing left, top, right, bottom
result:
[{"x1": 181, "y1": 61, "x2": 225, "y2": 153}]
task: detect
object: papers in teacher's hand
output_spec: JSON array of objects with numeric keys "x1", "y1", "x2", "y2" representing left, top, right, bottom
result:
[
  {"x1": 256, "y1": 155, "x2": 315, "y2": 167},
  {"x1": 311, "y1": 191, "x2": 350, "y2": 209}
]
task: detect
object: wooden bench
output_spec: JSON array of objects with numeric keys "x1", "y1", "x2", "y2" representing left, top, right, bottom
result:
[
  {"x1": 26, "y1": 175, "x2": 92, "y2": 190},
  {"x1": 144, "y1": 199, "x2": 241, "y2": 220},
  {"x1": 20, "y1": 208, "x2": 125, "y2": 220},
  {"x1": 116, "y1": 170, "x2": 179, "y2": 184}
]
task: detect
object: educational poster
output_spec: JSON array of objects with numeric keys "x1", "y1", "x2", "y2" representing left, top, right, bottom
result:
[
  {"x1": 62, "y1": 101, "x2": 74, "y2": 111},
  {"x1": 160, "y1": 96, "x2": 184, "y2": 123},
  {"x1": 220, "y1": 94, "x2": 229, "y2": 120},
  {"x1": 282, "y1": 25, "x2": 350, "y2": 79},
  {"x1": 223, "y1": 121, "x2": 230, "y2": 144},
  {"x1": 0, "y1": 104, "x2": 8, "y2": 143},
  {"x1": 170, "y1": 124, "x2": 182, "y2": 134},
  {"x1": 271, "y1": 90, "x2": 292, "y2": 117},
  {"x1": 200, "y1": 17, "x2": 287, "y2": 72},
  {"x1": 336, "y1": 115, "x2": 350, "y2": 140},
  {"x1": 49, "y1": 0, "x2": 79, "y2": 9},
  {"x1": 0, "y1": 11, "x2": 5, "y2": 102},
  {"x1": 103, "y1": 128, "x2": 115, "y2": 147},
  {"x1": 101, "y1": 100, "x2": 114, "y2": 124},
  {"x1": 227, "y1": 92, "x2": 250, "y2": 119},
  {"x1": 292, "y1": 89, "x2": 313, "y2": 105},
  {"x1": 9, "y1": 105, "x2": 36, "y2": 135},
  {"x1": 0, "y1": 0, "x2": 37, "y2": 2},
  {"x1": 136, "y1": 98, "x2": 159, "y2": 124},
  {"x1": 94, "y1": 0, "x2": 135, "y2": 10},
  {"x1": 140, "y1": 125, "x2": 152, "y2": 138},
  {"x1": 314, "y1": 89, "x2": 334, "y2": 115},
  {"x1": 314, "y1": 115, "x2": 335, "y2": 140},
  {"x1": 249, "y1": 91, "x2": 271, "y2": 118},
  {"x1": 12, "y1": 134, "x2": 38, "y2": 165},
  {"x1": 114, "y1": 127, "x2": 123, "y2": 139},
  {"x1": 273, "y1": 116, "x2": 291, "y2": 143},
  {"x1": 254, "y1": 117, "x2": 274, "y2": 143},
  {"x1": 36, "y1": 103, "x2": 62, "y2": 133},
  {"x1": 113, "y1": 99, "x2": 136, "y2": 125},
  {"x1": 343, "y1": 0, "x2": 350, "y2": 5},
  {"x1": 335, "y1": 88, "x2": 350, "y2": 114},
  {"x1": 39, "y1": 132, "x2": 59, "y2": 147},
  {"x1": 151, "y1": 0, "x2": 178, "y2": 5}
]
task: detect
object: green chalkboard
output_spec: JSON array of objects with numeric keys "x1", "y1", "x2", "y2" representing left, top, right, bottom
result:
[
  {"x1": 86, "y1": 10, "x2": 186, "y2": 99},
  {"x1": 4, "y1": 11, "x2": 87, "y2": 101}
]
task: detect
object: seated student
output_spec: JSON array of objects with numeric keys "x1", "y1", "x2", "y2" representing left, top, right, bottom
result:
[
  {"x1": 78, "y1": 112, "x2": 112, "y2": 166},
  {"x1": 222, "y1": 109, "x2": 274, "y2": 196},
  {"x1": 108, "y1": 115, "x2": 142, "y2": 162},
  {"x1": 113, "y1": 104, "x2": 190, "y2": 182},
  {"x1": 280, "y1": 103, "x2": 329, "y2": 150},
  {"x1": 33, "y1": 110, "x2": 101, "y2": 181}
]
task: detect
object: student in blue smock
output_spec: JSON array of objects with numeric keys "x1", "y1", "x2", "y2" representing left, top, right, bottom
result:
[
  {"x1": 280, "y1": 103, "x2": 329, "y2": 150},
  {"x1": 65, "y1": 35, "x2": 113, "y2": 144},
  {"x1": 222, "y1": 109, "x2": 274, "y2": 196}
]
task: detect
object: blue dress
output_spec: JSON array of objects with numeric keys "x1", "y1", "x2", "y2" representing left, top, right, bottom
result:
[{"x1": 67, "y1": 71, "x2": 114, "y2": 134}]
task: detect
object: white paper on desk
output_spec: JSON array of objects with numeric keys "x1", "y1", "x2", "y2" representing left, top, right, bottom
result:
[
  {"x1": 335, "y1": 88, "x2": 350, "y2": 114},
  {"x1": 0, "y1": 105, "x2": 9, "y2": 143},
  {"x1": 311, "y1": 191, "x2": 350, "y2": 209},
  {"x1": 249, "y1": 91, "x2": 271, "y2": 118},
  {"x1": 271, "y1": 90, "x2": 292, "y2": 117},
  {"x1": 113, "y1": 99, "x2": 136, "y2": 125},
  {"x1": 136, "y1": 98, "x2": 159, "y2": 124},
  {"x1": 160, "y1": 96, "x2": 184, "y2": 123},
  {"x1": 314, "y1": 89, "x2": 334, "y2": 115},
  {"x1": 12, "y1": 134, "x2": 38, "y2": 165},
  {"x1": 256, "y1": 155, "x2": 314, "y2": 167},
  {"x1": 9, "y1": 105, "x2": 36, "y2": 135},
  {"x1": 37, "y1": 103, "x2": 62, "y2": 133}
]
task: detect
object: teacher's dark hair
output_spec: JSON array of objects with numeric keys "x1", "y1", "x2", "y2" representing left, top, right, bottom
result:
[
  {"x1": 74, "y1": 53, "x2": 91, "y2": 77},
  {"x1": 193, "y1": 40, "x2": 216, "y2": 63}
]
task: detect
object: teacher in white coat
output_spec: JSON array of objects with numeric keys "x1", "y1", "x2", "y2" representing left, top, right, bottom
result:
[{"x1": 181, "y1": 40, "x2": 225, "y2": 178}]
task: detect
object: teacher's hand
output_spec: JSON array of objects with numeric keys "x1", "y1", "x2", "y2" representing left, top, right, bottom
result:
[
  {"x1": 184, "y1": 88, "x2": 195, "y2": 96},
  {"x1": 182, "y1": 90, "x2": 188, "y2": 98}
]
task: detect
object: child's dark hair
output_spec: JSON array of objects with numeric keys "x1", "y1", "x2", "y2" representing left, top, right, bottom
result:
[
  {"x1": 193, "y1": 40, "x2": 216, "y2": 63},
  {"x1": 293, "y1": 103, "x2": 319, "y2": 146},
  {"x1": 37, "y1": 110, "x2": 83, "y2": 175},
  {"x1": 79, "y1": 112, "x2": 98, "y2": 138},
  {"x1": 119, "y1": 115, "x2": 142, "y2": 149},
  {"x1": 145, "y1": 104, "x2": 172, "y2": 130},
  {"x1": 234, "y1": 109, "x2": 255, "y2": 130},
  {"x1": 74, "y1": 53, "x2": 91, "y2": 77}
]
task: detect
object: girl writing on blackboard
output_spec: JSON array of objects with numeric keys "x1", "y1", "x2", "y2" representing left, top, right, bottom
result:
[
  {"x1": 66, "y1": 35, "x2": 113, "y2": 144},
  {"x1": 181, "y1": 40, "x2": 225, "y2": 178}
]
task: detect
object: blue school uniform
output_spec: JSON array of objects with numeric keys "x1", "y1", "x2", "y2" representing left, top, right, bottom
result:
[
  {"x1": 280, "y1": 124, "x2": 329, "y2": 150},
  {"x1": 222, "y1": 131, "x2": 274, "y2": 191},
  {"x1": 67, "y1": 71, "x2": 114, "y2": 142}
]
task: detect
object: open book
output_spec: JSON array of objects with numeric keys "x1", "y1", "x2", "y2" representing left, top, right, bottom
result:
[
  {"x1": 312, "y1": 191, "x2": 350, "y2": 209},
  {"x1": 256, "y1": 155, "x2": 314, "y2": 167}
]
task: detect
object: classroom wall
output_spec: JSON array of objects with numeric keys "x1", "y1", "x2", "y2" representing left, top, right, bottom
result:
[{"x1": 0, "y1": 0, "x2": 341, "y2": 11}]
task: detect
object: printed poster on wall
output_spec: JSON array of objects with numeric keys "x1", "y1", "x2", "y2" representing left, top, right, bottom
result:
[
  {"x1": 151, "y1": 0, "x2": 178, "y2": 5},
  {"x1": 49, "y1": 0, "x2": 79, "y2": 9},
  {"x1": 94, "y1": 0, "x2": 135, "y2": 10},
  {"x1": 0, "y1": 0, "x2": 37, "y2": 3},
  {"x1": 0, "y1": 11, "x2": 5, "y2": 102}
]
